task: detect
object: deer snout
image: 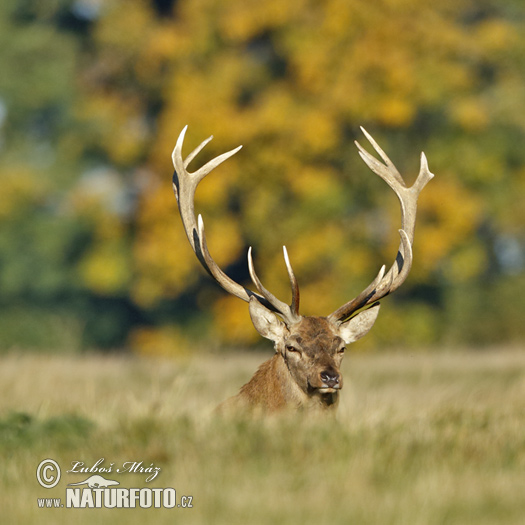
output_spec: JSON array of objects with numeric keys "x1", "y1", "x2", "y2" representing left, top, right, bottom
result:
[{"x1": 320, "y1": 369, "x2": 341, "y2": 390}]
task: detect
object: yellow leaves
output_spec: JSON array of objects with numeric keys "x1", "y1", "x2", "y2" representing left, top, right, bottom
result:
[
  {"x1": 450, "y1": 97, "x2": 489, "y2": 132},
  {"x1": 132, "y1": 183, "x2": 197, "y2": 306},
  {"x1": 194, "y1": 162, "x2": 236, "y2": 211},
  {"x1": 285, "y1": 223, "x2": 345, "y2": 276},
  {"x1": 0, "y1": 166, "x2": 48, "y2": 220},
  {"x1": 135, "y1": 24, "x2": 180, "y2": 81},
  {"x1": 287, "y1": 165, "x2": 340, "y2": 202},
  {"x1": 474, "y1": 19, "x2": 519, "y2": 55},
  {"x1": 252, "y1": 86, "x2": 296, "y2": 136},
  {"x1": 94, "y1": 0, "x2": 155, "y2": 54},
  {"x1": 217, "y1": 0, "x2": 292, "y2": 43},
  {"x1": 322, "y1": 0, "x2": 358, "y2": 36},
  {"x1": 151, "y1": 55, "x2": 265, "y2": 170},
  {"x1": 74, "y1": 0, "x2": 518, "y2": 349},
  {"x1": 76, "y1": 91, "x2": 148, "y2": 166},
  {"x1": 132, "y1": 176, "x2": 243, "y2": 307},
  {"x1": 132, "y1": 217, "x2": 196, "y2": 306},
  {"x1": 251, "y1": 223, "x2": 358, "y2": 317},
  {"x1": 78, "y1": 241, "x2": 131, "y2": 295},
  {"x1": 201, "y1": 213, "x2": 244, "y2": 267},
  {"x1": 300, "y1": 271, "x2": 348, "y2": 317},
  {"x1": 296, "y1": 108, "x2": 340, "y2": 154},
  {"x1": 333, "y1": 245, "x2": 376, "y2": 292},
  {"x1": 288, "y1": 41, "x2": 331, "y2": 96},
  {"x1": 378, "y1": 97, "x2": 416, "y2": 127},
  {"x1": 130, "y1": 325, "x2": 191, "y2": 357},
  {"x1": 411, "y1": 177, "x2": 484, "y2": 277},
  {"x1": 212, "y1": 295, "x2": 259, "y2": 345},
  {"x1": 281, "y1": 0, "x2": 469, "y2": 123}
]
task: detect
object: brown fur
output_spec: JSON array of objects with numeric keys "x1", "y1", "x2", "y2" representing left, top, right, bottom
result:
[
  {"x1": 216, "y1": 316, "x2": 355, "y2": 414},
  {"x1": 218, "y1": 352, "x2": 338, "y2": 413}
]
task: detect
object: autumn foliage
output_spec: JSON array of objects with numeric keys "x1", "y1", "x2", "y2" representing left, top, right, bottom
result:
[{"x1": 0, "y1": 0, "x2": 523, "y2": 352}]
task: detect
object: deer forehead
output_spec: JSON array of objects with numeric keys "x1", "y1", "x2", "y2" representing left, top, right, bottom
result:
[{"x1": 286, "y1": 317, "x2": 343, "y2": 354}]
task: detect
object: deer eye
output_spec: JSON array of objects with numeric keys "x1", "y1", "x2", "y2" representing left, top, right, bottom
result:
[
  {"x1": 285, "y1": 345, "x2": 300, "y2": 354},
  {"x1": 337, "y1": 347, "x2": 346, "y2": 354}
]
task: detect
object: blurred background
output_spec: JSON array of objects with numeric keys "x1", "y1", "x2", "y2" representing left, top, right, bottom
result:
[{"x1": 0, "y1": 0, "x2": 523, "y2": 355}]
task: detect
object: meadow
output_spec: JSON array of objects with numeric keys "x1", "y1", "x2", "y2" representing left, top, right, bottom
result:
[{"x1": 1, "y1": 347, "x2": 525, "y2": 524}]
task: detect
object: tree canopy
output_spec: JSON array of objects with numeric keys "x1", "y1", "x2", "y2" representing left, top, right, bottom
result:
[{"x1": 1, "y1": 0, "x2": 524, "y2": 353}]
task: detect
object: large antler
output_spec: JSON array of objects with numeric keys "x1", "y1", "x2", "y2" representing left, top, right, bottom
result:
[
  {"x1": 172, "y1": 126, "x2": 301, "y2": 325},
  {"x1": 328, "y1": 127, "x2": 434, "y2": 324}
]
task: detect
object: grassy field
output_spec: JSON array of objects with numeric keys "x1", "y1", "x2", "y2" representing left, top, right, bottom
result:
[{"x1": 1, "y1": 347, "x2": 525, "y2": 524}]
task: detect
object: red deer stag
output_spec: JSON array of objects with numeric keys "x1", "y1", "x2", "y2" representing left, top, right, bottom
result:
[{"x1": 172, "y1": 126, "x2": 433, "y2": 413}]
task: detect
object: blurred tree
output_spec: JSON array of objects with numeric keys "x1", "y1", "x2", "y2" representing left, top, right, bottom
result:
[
  {"x1": 0, "y1": 0, "x2": 138, "y2": 349},
  {"x1": 1, "y1": 0, "x2": 524, "y2": 352},
  {"x1": 126, "y1": 0, "x2": 524, "y2": 350}
]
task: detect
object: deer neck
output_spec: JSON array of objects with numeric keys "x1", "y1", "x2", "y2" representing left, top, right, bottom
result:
[{"x1": 238, "y1": 353, "x2": 339, "y2": 412}]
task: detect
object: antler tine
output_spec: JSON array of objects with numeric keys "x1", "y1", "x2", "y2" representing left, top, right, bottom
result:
[
  {"x1": 355, "y1": 126, "x2": 406, "y2": 188},
  {"x1": 172, "y1": 125, "x2": 188, "y2": 179},
  {"x1": 184, "y1": 134, "x2": 213, "y2": 169},
  {"x1": 248, "y1": 247, "x2": 301, "y2": 324},
  {"x1": 195, "y1": 215, "x2": 256, "y2": 302},
  {"x1": 172, "y1": 126, "x2": 242, "y2": 189},
  {"x1": 173, "y1": 126, "x2": 300, "y2": 320},
  {"x1": 363, "y1": 229, "x2": 412, "y2": 303},
  {"x1": 329, "y1": 265, "x2": 386, "y2": 323},
  {"x1": 283, "y1": 246, "x2": 300, "y2": 317},
  {"x1": 329, "y1": 129, "x2": 433, "y2": 323},
  {"x1": 195, "y1": 143, "x2": 243, "y2": 182},
  {"x1": 414, "y1": 152, "x2": 434, "y2": 194},
  {"x1": 172, "y1": 126, "x2": 255, "y2": 304}
]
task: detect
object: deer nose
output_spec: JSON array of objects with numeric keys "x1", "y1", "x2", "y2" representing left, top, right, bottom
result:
[{"x1": 320, "y1": 370, "x2": 340, "y2": 389}]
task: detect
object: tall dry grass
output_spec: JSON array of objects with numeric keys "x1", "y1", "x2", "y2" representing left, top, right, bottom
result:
[{"x1": 1, "y1": 347, "x2": 525, "y2": 524}]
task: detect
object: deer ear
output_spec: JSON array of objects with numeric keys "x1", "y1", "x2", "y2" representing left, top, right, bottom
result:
[
  {"x1": 248, "y1": 296, "x2": 286, "y2": 342},
  {"x1": 338, "y1": 303, "x2": 380, "y2": 344}
]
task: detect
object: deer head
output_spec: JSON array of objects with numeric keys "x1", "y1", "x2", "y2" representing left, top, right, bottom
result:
[{"x1": 171, "y1": 126, "x2": 433, "y2": 411}]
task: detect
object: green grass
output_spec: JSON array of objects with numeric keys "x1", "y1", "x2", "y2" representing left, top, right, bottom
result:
[{"x1": 2, "y1": 348, "x2": 525, "y2": 524}]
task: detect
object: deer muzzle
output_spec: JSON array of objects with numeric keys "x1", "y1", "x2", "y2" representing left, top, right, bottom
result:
[{"x1": 311, "y1": 367, "x2": 342, "y2": 393}]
